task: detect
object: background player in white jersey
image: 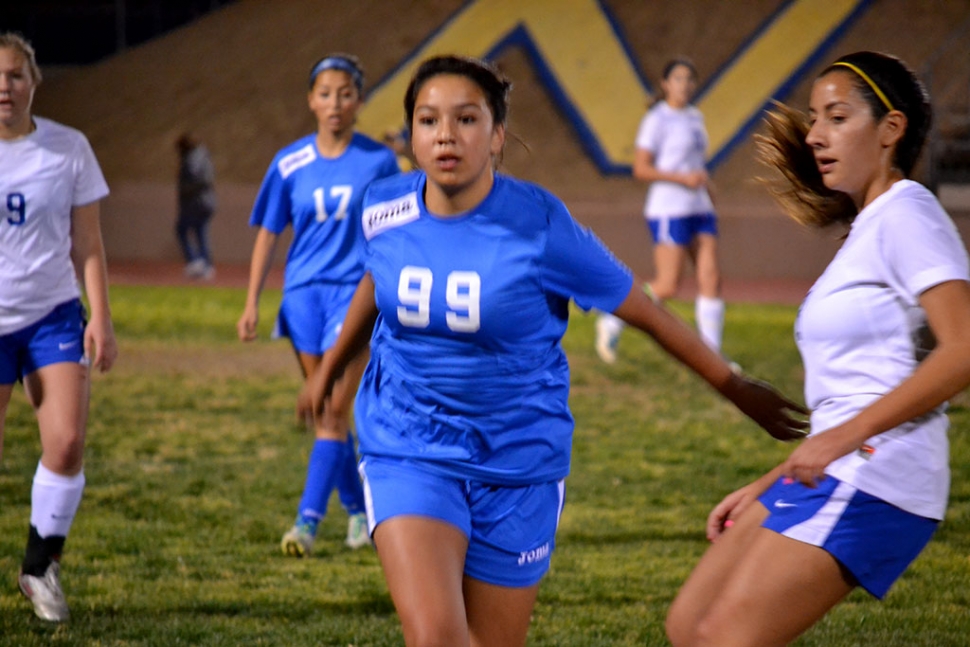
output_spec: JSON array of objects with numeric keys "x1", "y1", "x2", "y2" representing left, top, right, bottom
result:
[
  {"x1": 666, "y1": 52, "x2": 970, "y2": 647},
  {"x1": 597, "y1": 58, "x2": 725, "y2": 364},
  {"x1": 299, "y1": 54, "x2": 807, "y2": 647},
  {"x1": 0, "y1": 33, "x2": 118, "y2": 622},
  {"x1": 237, "y1": 54, "x2": 399, "y2": 557}
]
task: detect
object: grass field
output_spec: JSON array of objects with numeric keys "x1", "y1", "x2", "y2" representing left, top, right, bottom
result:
[{"x1": 1, "y1": 285, "x2": 969, "y2": 646}]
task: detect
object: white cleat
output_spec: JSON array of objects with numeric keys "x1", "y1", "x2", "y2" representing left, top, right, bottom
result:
[
  {"x1": 19, "y1": 561, "x2": 69, "y2": 622},
  {"x1": 345, "y1": 513, "x2": 372, "y2": 549},
  {"x1": 184, "y1": 258, "x2": 207, "y2": 278}
]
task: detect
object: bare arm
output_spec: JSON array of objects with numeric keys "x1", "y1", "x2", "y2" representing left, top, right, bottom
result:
[
  {"x1": 632, "y1": 148, "x2": 708, "y2": 189},
  {"x1": 781, "y1": 279, "x2": 970, "y2": 485},
  {"x1": 298, "y1": 273, "x2": 380, "y2": 419},
  {"x1": 236, "y1": 227, "x2": 279, "y2": 342},
  {"x1": 612, "y1": 285, "x2": 808, "y2": 440},
  {"x1": 70, "y1": 201, "x2": 117, "y2": 372}
]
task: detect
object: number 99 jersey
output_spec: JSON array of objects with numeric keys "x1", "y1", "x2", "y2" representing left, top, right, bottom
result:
[{"x1": 357, "y1": 172, "x2": 634, "y2": 485}]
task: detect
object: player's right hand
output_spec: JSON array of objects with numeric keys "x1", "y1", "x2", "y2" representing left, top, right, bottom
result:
[
  {"x1": 237, "y1": 305, "x2": 259, "y2": 342},
  {"x1": 706, "y1": 483, "x2": 758, "y2": 542}
]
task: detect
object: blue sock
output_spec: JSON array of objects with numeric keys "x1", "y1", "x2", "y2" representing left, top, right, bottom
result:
[
  {"x1": 336, "y1": 430, "x2": 366, "y2": 515},
  {"x1": 295, "y1": 439, "x2": 344, "y2": 535}
]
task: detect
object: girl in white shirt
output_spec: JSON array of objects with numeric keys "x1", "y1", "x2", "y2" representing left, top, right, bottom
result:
[
  {"x1": 0, "y1": 33, "x2": 117, "y2": 623},
  {"x1": 666, "y1": 51, "x2": 970, "y2": 647},
  {"x1": 596, "y1": 58, "x2": 725, "y2": 363}
]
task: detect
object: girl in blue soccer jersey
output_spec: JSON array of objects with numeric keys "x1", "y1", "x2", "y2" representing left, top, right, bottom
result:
[
  {"x1": 666, "y1": 52, "x2": 970, "y2": 647},
  {"x1": 236, "y1": 53, "x2": 400, "y2": 557},
  {"x1": 299, "y1": 54, "x2": 806, "y2": 646},
  {"x1": 0, "y1": 33, "x2": 118, "y2": 622},
  {"x1": 596, "y1": 57, "x2": 726, "y2": 364}
]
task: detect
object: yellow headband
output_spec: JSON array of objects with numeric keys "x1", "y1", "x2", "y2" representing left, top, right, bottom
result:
[{"x1": 831, "y1": 61, "x2": 895, "y2": 112}]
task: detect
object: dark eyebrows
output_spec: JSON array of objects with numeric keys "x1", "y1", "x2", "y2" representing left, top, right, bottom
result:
[
  {"x1": 809, "y1": 100, "x2": 852, "y2": 116},
  {"x1": 415, "y1": 101, "x2": 486, "y2": 113}
]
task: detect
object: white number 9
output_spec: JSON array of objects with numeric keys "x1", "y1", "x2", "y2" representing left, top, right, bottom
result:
[
  {"x1": 397, "y1": 266, "x2": 433, "y2": 327},
  {"x1": 446, "y1": 271, "x2": 481, "y2": 332}
]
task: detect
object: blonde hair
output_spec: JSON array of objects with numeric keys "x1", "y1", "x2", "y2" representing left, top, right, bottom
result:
[
  {"x1": 0, "y1": 32, "x2": 42, "y2": 86},
  {"x1": 754, "y1": 102, "x2": 856, "y2": 228}
]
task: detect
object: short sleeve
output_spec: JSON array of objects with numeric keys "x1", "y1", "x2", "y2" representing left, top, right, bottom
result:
[
  {"x1": 539, "y1": 198, "x2": 634, "y2": 313},
  {"x1": 880, "y1": 199, "x2": 970, "y2": 300},
  {"x1": 249, "y1": 162, "x2": 290, "y2": 233},
  {"x1": 72, "y1": 134, "x2": 109, "y2": 206},
  {"x1": 634, "y1": 108, "x2": 662, "y2": 154}
]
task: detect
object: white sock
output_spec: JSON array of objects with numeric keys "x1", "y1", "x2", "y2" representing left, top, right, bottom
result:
[
  {"x1": 30, "y1": 462, "x2": 85, "y2": 538},
  {"x1": 695, "y1": 296, "x2": 725, "y2": 353}
]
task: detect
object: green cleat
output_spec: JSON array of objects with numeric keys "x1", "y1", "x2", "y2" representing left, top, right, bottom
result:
[{"x1": 281, "y1": 524, "x2": 314, "y2": 558}]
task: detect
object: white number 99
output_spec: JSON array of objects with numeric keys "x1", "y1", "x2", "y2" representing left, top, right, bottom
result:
[{"x1": 396, "y1": 267, "x2": 481, "y2": 333}]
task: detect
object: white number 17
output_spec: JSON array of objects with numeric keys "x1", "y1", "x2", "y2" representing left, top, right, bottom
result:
[{"x1": 313, "y1": 185, "x2": 352, "y2": 222}]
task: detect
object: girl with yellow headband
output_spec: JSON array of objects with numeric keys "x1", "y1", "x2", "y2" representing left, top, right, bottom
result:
[{"x1": 666, "y1": 50, "x2": 970, "y2": 646}]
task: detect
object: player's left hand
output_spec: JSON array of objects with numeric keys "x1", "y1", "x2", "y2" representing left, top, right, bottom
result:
[
  {"x1": 727, "y1": 374, "x2": 809, "y2": 441},
  {"x1": 84, "y1": 315, "x2": 118, "y2": 373}
]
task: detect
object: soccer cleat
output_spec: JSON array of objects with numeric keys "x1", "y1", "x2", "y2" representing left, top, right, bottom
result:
[
  {"x1": 19, "y1": 561, "x2": 69, "y2": 622},
  {"x1": 184, "y1": 258, "x2": 207, "y2": 278},
  {"x1": 594, "y1": 316, "x2": 618, "y2": 364},
  {"x1": 281, "y1": 524, "x2": 314, "y2": 558},
  {"x1": 345, "y1": 513, "x2": 371, "y2": 549}
]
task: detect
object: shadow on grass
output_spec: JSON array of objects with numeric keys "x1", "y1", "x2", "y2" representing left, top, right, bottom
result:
[
  {"x1": 165, "y1": 591, "x2": 396, "y2": 619},
  {"x1": 564, "y1": 528, "x2": 701, "y2": 545}
]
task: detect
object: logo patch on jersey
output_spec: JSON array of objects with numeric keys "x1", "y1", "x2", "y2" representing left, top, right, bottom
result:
[
  {"x1": 363, "y1": 192, "x2": 419, "y2": 240},
  {"x1": 277, "y1": 144, "x2": 317, "y2": 179}
]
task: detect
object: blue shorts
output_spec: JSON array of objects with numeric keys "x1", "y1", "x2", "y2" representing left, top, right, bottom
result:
[
  {"x1": 359, "y1": 456, "x2": 566, "y2": 588},
  {"x1": 0, "y1": 299, "x2": 87, "y2": 385},
  {"x1": 274, "y1": 282, "x2": 357, "y2": 355},
  {"x1": 758, "y1": 476, "x2": 938, "y2": 598},
  {"x1": 647, "y1": 212, "x2": 718, "y2": 246}
]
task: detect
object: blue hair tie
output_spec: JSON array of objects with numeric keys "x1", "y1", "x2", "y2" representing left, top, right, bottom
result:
[{"x1": 309, "y1": 57, "x2": 363, "y2": 91}]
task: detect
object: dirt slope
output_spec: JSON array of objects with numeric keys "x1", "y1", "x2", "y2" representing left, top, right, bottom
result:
[{"x1": 27, "y1": 0, "x2": 970, "y2": 279}]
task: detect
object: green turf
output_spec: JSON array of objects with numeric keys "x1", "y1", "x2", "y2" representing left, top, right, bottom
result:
[{"x1": 1, "y1": 285, "x2": 968, "y2": 645}]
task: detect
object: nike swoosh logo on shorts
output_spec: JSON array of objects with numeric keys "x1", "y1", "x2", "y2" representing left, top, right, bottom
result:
[
  {"x1": 58, "y1": 341, "x2": 78, "y2": 351},
  {"x1": 774, "y1": 500, "x2": 797, "y2": 509}
]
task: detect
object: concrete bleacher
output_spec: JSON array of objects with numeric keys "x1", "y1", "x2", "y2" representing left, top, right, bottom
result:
[
  {"x1": 923, "y1": 16, "x2": 970, "y2": 207},
  {"x1": 28, "y1": 0, "x2": 970, "y2": 282}
]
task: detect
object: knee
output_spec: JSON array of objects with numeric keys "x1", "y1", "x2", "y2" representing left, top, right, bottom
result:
[
  {"x1": 650, "y1": 280, "x2": 678, "y2": 301},
  {"x1": 665, "y1": 603, "x2": 695, "y2": 647},
  {"x1": 321, "y1": 403, "x2": 352, "y2": 432},
  {"x1": 43, "y1": 438, "x2": 85, "y2": 474},
  {"x1": 691, "y1": 615, "x2": 727, "y2": 647},
  {"x1": 696, "y1": 269, "x2": 721, "y2": 295},
  {"x1": 314, "y1": 416, "x2": 350, "y2": 441},
  {"x1": 401, "y1": 619, "x2": 467, "y2": 647}
]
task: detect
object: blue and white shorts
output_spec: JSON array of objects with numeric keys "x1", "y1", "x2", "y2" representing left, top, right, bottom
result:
[
  {"x1": 758, "y1": 475, "x2": 938, "y2": 598},
  {"x1": 359, "y1": 456, "x2": 566, "y2": 588},
  {"x1": 647, "y1": 212, "x2": 718, "y2": 246},
  {"x1": 0, "y1": 299, "x2": 87, "y2": 385},
  {"x1": 275, "y1": 282, "x2": 357, "y2": 356}
]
